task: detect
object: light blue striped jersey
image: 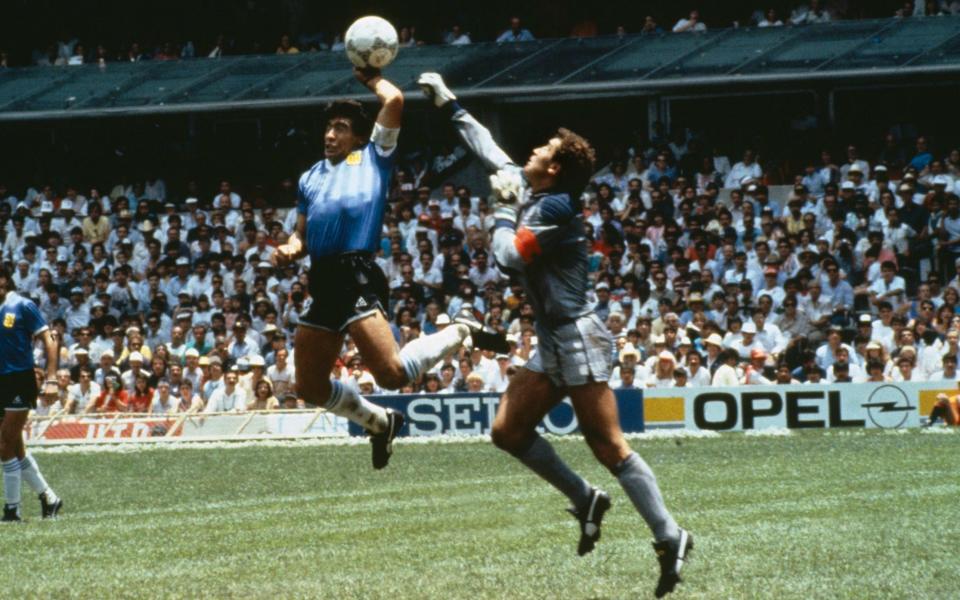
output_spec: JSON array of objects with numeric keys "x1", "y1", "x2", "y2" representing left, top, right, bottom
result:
[
  {"x1": 0, "y1": 291, "x2": 47, "y2": 374},
  {"x1": 298, "y1": 142, "x2": 395, "y2": 258}
]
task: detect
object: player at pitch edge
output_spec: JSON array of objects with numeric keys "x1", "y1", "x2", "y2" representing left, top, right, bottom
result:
[{"x1": 418, "y1": 72, "x2": 694, "y2": 598}]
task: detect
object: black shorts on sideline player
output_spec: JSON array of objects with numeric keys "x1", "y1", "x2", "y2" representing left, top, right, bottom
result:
[
  {"x1": 301, "y1": 252, "x2": 389, "y2": 332},
  {"x1": 0, "y1": 369, "x2": 38, "y2": 417}
]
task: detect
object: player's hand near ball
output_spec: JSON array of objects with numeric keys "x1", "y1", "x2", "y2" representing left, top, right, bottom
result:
[
  {"x1": 353, "y1": 66, "x2": 382, "y2": 89},
  {"x1": 417, "y1": 72, "x2": 457, "y2": 108}
]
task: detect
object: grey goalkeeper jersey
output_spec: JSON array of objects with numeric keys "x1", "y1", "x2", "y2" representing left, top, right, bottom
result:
[{"x1": 449, "y1": 105, "x2": 593, "y2": 326}]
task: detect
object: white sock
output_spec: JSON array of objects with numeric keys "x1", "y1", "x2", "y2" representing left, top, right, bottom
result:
[
  {"x1": 20, "y1": 454, "x2": 57, "y2": 503},
  {"x1": 326, "y1": 380, "x2": 388, "y2": 433},
  {"x1": 2, "y1": 458, "x2": 21, "y2": 509},
  {"x1": 399, "y1": 324, "x2": 469, "y2": 382}
]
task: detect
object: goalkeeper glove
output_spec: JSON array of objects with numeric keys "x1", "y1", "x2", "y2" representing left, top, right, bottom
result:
[
  {"x1": 417, "y1": 72, "x2": 457, "y2": 108},
  {"x1": 490, "y1": 167, "x2": 525, "y2": 224}
]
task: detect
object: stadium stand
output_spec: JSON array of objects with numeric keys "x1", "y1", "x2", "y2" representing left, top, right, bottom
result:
[
  {"x1": 3, "y1": 13, "x2": 960, "y2": 415},
  {"x1": 2, "y1": 17, "x2": 960, "y2": 119}
]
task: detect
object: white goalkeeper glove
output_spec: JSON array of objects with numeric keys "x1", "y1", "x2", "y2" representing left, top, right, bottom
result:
[
  {"x1": 490, "y1": 167, "x2": 525, "y2": 223},
  {"x1": 418, "y1": 72, "x2": 457, "y2": 108}
]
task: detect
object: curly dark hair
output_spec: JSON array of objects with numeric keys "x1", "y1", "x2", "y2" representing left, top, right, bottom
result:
[
  {"x1": 324, "y1": 99, "x2": 373, "y2": 140},
  {"x1": 552, "y1": 127, "x2": 596, "y2": 195}
]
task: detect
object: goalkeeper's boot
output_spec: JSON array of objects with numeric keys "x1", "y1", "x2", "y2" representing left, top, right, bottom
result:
[
  {"x1": 40, "y1": 492, "x2": 63, "y2": 519},
  {"x1": 566, "y1": 487, "x2": 611, "y2": 556},
  {"x1": 454, "y1": 306, "x2": 509, "y2": 353},
  {"x1": 2, "y1": 504, "x2": 21, "y2": 522},
  {"x1": 369, "y1": 409, "x2": 404, "y2": 470},
  {"x1": 653, "y1": 528, "x2": 694, "y2": 598}
]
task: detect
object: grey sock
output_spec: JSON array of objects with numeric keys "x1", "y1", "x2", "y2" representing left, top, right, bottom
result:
[
  {"x1": 614, "y1": 452, "x2": 679, "y2": 542},
  {"x1": 516, "y1": 435, "x2": 592, "y2": 508}
]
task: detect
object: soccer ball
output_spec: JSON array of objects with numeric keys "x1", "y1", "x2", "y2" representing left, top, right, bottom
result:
[{"x1": 345, "y1": 16, "x2": 399, "y2": 69}]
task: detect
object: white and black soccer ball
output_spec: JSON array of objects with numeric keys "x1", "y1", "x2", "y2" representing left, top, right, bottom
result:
[{"x1": 345, "y1": 16, "x2": 399, "y2": 69}]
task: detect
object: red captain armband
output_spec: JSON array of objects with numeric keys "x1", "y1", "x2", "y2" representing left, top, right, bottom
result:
[{"x1": 514, "y1": 228, "x2": 542, "y2": 263}]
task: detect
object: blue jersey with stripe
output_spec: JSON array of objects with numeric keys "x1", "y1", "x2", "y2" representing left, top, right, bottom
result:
[
  {"x1": 0, "y1": 292, "x2": 47, "y2": 374},
  {"x1": 298, "y1": 142, "x2": 395, "y2": 258}
]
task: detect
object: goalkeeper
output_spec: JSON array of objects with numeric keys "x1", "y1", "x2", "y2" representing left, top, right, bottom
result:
[{"x1": 418, "y1": 73, "x2": 693, "y2": 598}]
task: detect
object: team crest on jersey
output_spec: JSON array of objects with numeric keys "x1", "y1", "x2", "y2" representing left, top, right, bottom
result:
[
  {"x1": 355, "y1": 296, "x2": 369, "y2": 310},
  {"x1": 346, "y1": 150, "x2": 363, "y2": 166},
  {"x1": 3, "y1": 313, "x2": 14, "y2": 328}
]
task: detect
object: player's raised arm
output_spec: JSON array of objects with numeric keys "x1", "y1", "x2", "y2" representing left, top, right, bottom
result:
[
  {"x1": 355, "y1": 67, "x2": 403, "y2": 147},
  {"x1": 418, "y1": 72, "x2": 513, "y2": 172}
]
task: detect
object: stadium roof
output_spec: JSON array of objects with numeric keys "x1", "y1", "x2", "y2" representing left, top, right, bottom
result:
[{"x1": 2, "y1": 16, "x2": 959, "y2": 121}]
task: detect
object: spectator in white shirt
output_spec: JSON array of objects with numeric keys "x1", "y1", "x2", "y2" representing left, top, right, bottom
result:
[
  {"x1": 673, "y1": 9, "x2": 707, "y2": 32},
  {"x1": 486, "y1": 354, "x2": 512, "y2": 393},
  {"x1": 758, "y1": 8, "x2": 783, "y2": 26},
  {"x1": 711, "y1": 349, "x2": 742, "y2": 386},
  {"x1": 724, "y1": 149, "x2": 762, "y2": 189},
  {"x1": 65, "y1": 368, "x2": 101, "y2": 414},
  {"x1": 929, "y1": 353, "x2": 960, "y2": 382},
  {"x1": 791, "y1": 0, "x2": 832, "y2": 24},
  {"x1": 444, "y1": 24, "x2": 471, "y2": 45},
  {"x1": 864, "y1": 261, "x2": 907, "y2": 313},
  {"x1": 684, "y1": 351, "x2": 712, "y2": 387},
  {"x1": 205, "y1": 371, "x2": 246, "y2": 413},
  {"x1": 891, "y1": 354, "x2": 924, "y2": 382}
]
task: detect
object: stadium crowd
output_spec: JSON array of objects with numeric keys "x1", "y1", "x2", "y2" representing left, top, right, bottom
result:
[
  {"x1": 8, "y1": 2, "x2": 960, "y2": 68},
  {"x1": 5, "y1": 121, "x2": 960, "y2": 417}
]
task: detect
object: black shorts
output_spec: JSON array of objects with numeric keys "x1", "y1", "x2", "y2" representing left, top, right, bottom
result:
[
  {"x1": 0, "y1": 369, "x2": 38, "y2": 417},
  {"x1": 301, "y1": 253, "x2": 389, "y2": 332}
]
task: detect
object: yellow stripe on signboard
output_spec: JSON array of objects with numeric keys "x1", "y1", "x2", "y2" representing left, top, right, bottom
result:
[{"x1": 644, "y1": 397, "x2": 684, "y2": 422}]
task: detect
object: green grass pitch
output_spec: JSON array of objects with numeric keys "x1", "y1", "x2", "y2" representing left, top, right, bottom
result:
[{"x1": 3, "y1": 429, "x2": 958, "y2": 599}]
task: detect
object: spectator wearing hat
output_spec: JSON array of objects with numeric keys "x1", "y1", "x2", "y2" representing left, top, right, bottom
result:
[
  {"x1": 730, "y1": 321, "x2": 764, "y2": 360},
  {"x1": 840, "y1": 145, "x2": 870, "y2": 181},
  {"x1": 182, "y1": 348, "x2": 204, "y2": 390},
  {"x1": 165, "y1": 256, "x2": 193, "y2": 302},
  {"x1": 51, "y1": 199, "x2": 82, "y2": 237},
  {"x1": 68, "y1": 346, "x2": 93, "y2": 382},
  {"x1": 238, "y1": 353, "x2": 272, "y2": 405},
  {"x1": 484, "y1": 354, "x2": 511, "y2": 393},
  {"x1": 202, "y1": 356, "x2": 224, "y2": 401},
  {"x1": 120, "y1": 350, "x2": 148, "y2": 393},
  {"x1": 646, "y1": 351, "x2": 677, "y2": 387},
  {"x1": 610, "y1": 344, "x2": 643, "y2": 388},
  {"x1": 11, "y1": 258, "x2": 37, "y2": 293},
  {"x1": 742, "y1": 348, "x2": 773, "y2": 385},
  {"x1": 701, "y1": 333, "x2": 724, "y2": 373}
]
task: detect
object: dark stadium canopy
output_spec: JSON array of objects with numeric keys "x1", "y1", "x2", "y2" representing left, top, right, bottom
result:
[{"x1": 1, "y1": 16, "x2": 959, "y2": 121}]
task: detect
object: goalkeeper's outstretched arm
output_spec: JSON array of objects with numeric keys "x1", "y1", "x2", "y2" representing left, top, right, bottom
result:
[{"x1": 418, "y1": 72, "x2": 513, "y2": 172}]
